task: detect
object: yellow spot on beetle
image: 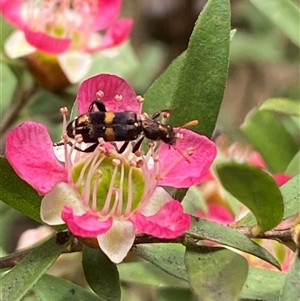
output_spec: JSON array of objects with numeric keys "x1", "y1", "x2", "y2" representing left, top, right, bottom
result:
[
  {"x1": 105, "y1": 128, "x2": 116, "y2": 140},
  {"x1": 104, "y1": 112, "x2": 115, "y2": 124}
]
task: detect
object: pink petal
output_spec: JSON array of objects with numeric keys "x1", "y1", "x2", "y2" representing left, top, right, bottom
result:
[
  {"x1": 0, "y1": 0, "x2": 25, "y2": 29},
  {"x1": 23, "y1": 26, "x2": 71, "y2": 54},
  {"x1": 195, "y1": 203, "x2": 235, "y2": 224},
  {"x1": 158, "y1": 129, "x2": 217, "y2": 188},
  {"x1": 248, "y1": 151, "x2": 267, "y2": 169},
  {"x1": 131, "y1": 200, "x2": 191, "y2": 238},
  {"x1": 61, "y1": 205, "x2": 113, "y2": 237},
  {"x1": 273, "y1": 174, "x2": 292, "y2": 186},
  {"x1": 6, "y1": 122, "x2": 67, "y2": 195},
  {"x1": 90, "y1": 19, "x2": 133, "y2": 51},
  {"x1": 77, "y1": 73, "x2": 138, "y2": 114},
  {"x1": 92, "y1": 0, "x2": 122, "y2": 30}
]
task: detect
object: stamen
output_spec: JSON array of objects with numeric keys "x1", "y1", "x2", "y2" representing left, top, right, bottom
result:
[
  {"x1": 116, "y1": 161, "x2": 125, "y2": 216},
  {"x1": 124, "y1": 166, "x2": 133, "y2": 216},
  {"x1": 91, "y1": 170, "x2": 103, "y2": 211},
  {"x1": 80, "y1": 152, "x2": 105, "y2": 206},
  {"x1": 75, "y1": 134, "x2": 83, "y2": 143},
  {"x1": 136, "y1": 95, "x2": 144, "y2": 115},
  {"x1": 73, "y1": 151, "x2": 98, "y2": 189},
  {"x1": 101, "y1": 159, "x2": 120, "y2": 215},
  {"x1": 115, "y1": 94, "x2": 123, "y2": 102},
  {"x1": 160, "y1": 147, "x2": 194, "y2": 179},
  {"x1": 114, "y1": 94, "x2": 122, "y2": 110},
  {"x1": 108, "y1": 189, "x2": 119, "y2": 216},
  {"x1": 96, "y1": 90, "x2": 104, "y2": 100}
]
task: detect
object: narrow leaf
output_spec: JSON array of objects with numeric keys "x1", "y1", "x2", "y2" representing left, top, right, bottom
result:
[
  {"x1": 185, "y1": 246, "x2": 248, "y2": 301},
  {"x1": 0, "y1": 156, "x2": 42, "y2": 223},
  {"x1": 119, "y1": 261, "x2": 188, "y2": 288},
  {"x1": 188, "y1": 217, "x2": 280, "y2": 269},
  {"x1": 234, "y1": 174, "x2": 300, "y2": 228},
  {"x1": 82, "y1": 247, "x2": 120, "y2": 301},
  {"x1": 286, "y1": 151, "x2": 300, "y2": 176},
  {"x1": 169, "y1": 0, "x2": 230, "y2": 137},
  {"x1": 259, "y1": 98, "x2": 300, "y2": 117},
  {"x1": 134, "y1": 245, "x2": 188, "y2": 281},
  {"x1": 157, "y1": 288, "x2": 196, "y2": 301},
  {"x1": 1, "y1": 234, "x2": 70, "y2": 301},
  {"x1": 250, "y1": 0, "x2": 300, "y2": 47},
  {"x1": 216, "y1": 162, "x2": 284, "y2": 232},
  {"x1": 241, "y1": 110, "x2": 298, "y2": 173},
  {"x1": 279, "y1": 249, "x2": 300, "y2": 300},
  {"x1": 240, "y1": 267, "x2": 285, "y2": 301},
  {"x1": 34, "y1": 274, "x2": 104, "y2": 301},
  {"x1": 143, "y1": 53, "x2": 185, "y2": 113}
]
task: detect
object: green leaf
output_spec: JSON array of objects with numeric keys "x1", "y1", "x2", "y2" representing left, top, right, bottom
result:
[
  {"x1": 168, "y1": 0, "x2": 230, "y2": 137},
  {"x1": 134, "y1": 245, "x2": 188, "y2": 281},
  {"x1": 240, "y1": 267, "x2": 285, "y2": 301},
  {"x1": 216, "y1": 162, "x2": 284, "y2": 232},
  {"x1": 280, "y1": 174, "x2": 300, "y2": 219},
  {"x1": 119, "y1": 261, "x2": 188, "y2": 288},
  {"x1": 250, "y1": 0, "x2": 300, "y2": 47},
  {"x1": 242, "y1": 110, "x2": 298, "y2": 173},
  {"x1": 34, "y1": 274, "x2": 104, "y2": 301},
  {"x1": 286, "y1": 151, "x2": 300, "y2": 176},
  {"x1": 188, "y1": 217, "x2": 280, "y2": 269},
  {"x1": 185, "y1": 246, "x2": 248, "y2": 301},
  {"x1": 82, "y1": 247, "x2": 120, "y2": 301},
  {"x1": 234, "y1": 174, "x2": 300, "y2": 228},
  {"x1": 182, "y1": 186, "x2": 208, "y2": 215},
  {"x1": 259, "y1": 98, "x2": 300, "y2": 117},
  {"x1": 0, "y1": 63, "x2": 17, "y2": 114},
  {"x1": 143, "y1": 52, "x2": 185, "y2": 113},
  {"x1": 157, "y1": 287, "x2": 197, "y2": 301},
  {"x1": 0, "y1": 234, "x2": 70, "y2": 301},
  {"x1": 279, "y1": 249, "x2": 300, "y2": 300},
  {"x1": 0, "y1": 157, "x2": 42, "y2": 223}
]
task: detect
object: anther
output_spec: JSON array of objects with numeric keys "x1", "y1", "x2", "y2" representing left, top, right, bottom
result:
[
  {"x1": 112, "y1": 158, "x2": 121, "y2": 166},
  {"x1": 186, "y1": 147, "x2": 194, "y2": 156},
  {"x1": 136, "y1": 95, "x2": 144, "y2": 104},
  {"x1": 176, "y1": 133, "x2": 184, "y2": 140},
  {"x1": 60, "y1": 107, "x2": 68, "y2": 115},
  {"x1": 115, "y1": 94, "x2": 123, "y2": 102},
  {"x1": 134, "y1": 149, "x2": 144, "y2": 157},
  {"x1": 62, "y1": 133, "x2": 68, "y2": 142},
  {"x1": 162, "y1": 111, "x2": 170, "y2": 119},
  {"x1": 75, "y1": 134, "x2": 83, "y2": 143},
  {"x1": 98, "y1": 137, "x2": 105, "y2": 145},
  {"x1": 136, "y1": 160, "x2": 144, "y2": 168},
  {"x1": 147, "y1": 141, "x2": 155, "y2": 148},
  {"x1": 96, "y1": 90, "x2": 104, "y2": 100}
]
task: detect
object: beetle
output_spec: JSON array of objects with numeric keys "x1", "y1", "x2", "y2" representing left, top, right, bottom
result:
[{"x1": 61, "y1": 100, "x2": 176, "y2": 153}]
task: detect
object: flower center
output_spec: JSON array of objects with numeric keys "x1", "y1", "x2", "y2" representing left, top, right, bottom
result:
[
  {"x1": 22, "y1": 0, "x2": 98, "y2": 43},
  {"x1": 58, "y1": 91, "x2": 195, "y2": 218},
  {"x1": 71, "y1": 151, "x2": 146, "y2": 218}
]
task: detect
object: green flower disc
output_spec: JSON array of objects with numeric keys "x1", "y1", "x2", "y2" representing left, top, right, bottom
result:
[{"x1": 72, "y1": 153, "x2": 145, "y2": 214}]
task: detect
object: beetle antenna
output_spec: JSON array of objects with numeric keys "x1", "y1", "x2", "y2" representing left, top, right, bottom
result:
[{"x1": 175, "y1": 120, "x2": 198, "y2": 134}]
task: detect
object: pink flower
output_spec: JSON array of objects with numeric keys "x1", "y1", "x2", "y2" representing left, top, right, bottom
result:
[
  {"x1": 1, "y1": 0, "x2": 133, "y2": 83},
  {"x1": 6, "y1": 74, "x2": 217, "y2": 263}
]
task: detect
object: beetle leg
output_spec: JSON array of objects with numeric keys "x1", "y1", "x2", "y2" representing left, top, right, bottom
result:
[
  {"x1": 88, "y1": 100, "x2": 107, "y2": 112},
  {"x1": 132, "y1": 136, "x2": 145, "y2": 153},
  {"x1": 53, "y1": 141, "x2": 99, "y2": 153},
  {"x1": 151, "y1": 109, "x2": 173, "y2": 120},
  {"x1": 117, "y1": 141, "x2": 130, "y2": 153}
]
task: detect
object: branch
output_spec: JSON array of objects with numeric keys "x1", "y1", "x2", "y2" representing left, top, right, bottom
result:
[
  {"x1": 0, "y1": 82, "x2": 38, "y2": 141},
  {"x1": 0, "y1": 226, "x2": 293, "y2": 269}
]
